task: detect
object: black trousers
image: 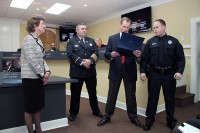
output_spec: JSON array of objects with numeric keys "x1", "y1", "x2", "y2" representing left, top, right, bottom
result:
[
  {"x1": 145, "y1": 70, "x2": 177, "y2": 124},
  {"x1": 105, "y1": 66, "x2": 137, "y2": 120},
  {"x1": 69, "y1": 76, "x2": 100, "y2": 116}
]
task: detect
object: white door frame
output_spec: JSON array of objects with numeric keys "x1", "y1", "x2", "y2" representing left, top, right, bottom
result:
[{"x1": 190, "y1": 17, "x2": 200, "y2": 102}]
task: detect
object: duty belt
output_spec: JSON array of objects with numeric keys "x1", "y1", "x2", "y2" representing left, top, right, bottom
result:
[{"x1": 149, "y1": 65, "x2": 175, "y2": 74}]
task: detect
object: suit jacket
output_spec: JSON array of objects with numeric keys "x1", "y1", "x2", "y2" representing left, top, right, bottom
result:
[
  {"x1": 21, "y1": 33, "x2": 50, "y2": 79},
  {"x1": 67, "y1": 36, "x2": 99, "y2": 78},
  {"x1": 105, "y1": 33, "x2": 138, "y2": 81}
]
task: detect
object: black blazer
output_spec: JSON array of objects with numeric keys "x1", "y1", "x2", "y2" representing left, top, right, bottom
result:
[
  {"x1": 67, "y1": 36, "x2": 99, "y2": 78},
  {"x1": 105, "y1": 33, "x2": 138, "y2": 81}
]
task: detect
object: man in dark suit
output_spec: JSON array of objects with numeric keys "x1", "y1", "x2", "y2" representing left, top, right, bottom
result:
[
  {"x1": 67, "y1": 23, "x2": 103, "y2": 121},
  {"x1": 97, "y1": 17, "x2": 143, "y2": 128}
]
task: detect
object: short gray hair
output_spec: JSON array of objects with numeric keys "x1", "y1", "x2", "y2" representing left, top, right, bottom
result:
[{"x1": 76, "y1": 23, "x2": 86, "y2": 30}]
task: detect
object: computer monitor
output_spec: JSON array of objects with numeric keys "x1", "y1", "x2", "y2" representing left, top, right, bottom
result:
[
  {"x1": 121, "y1": 6, "x2": 152, "y2": 34},
  {"x1": 59, "y1": 26, "x2": 76, "y2": 42},
  {"x1": 1, "y1": 57, "x2": 21, "y2": 72}
]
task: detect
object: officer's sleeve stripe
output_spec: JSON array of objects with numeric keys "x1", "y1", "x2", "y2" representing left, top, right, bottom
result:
[
  {"x1": 91, "y1": 54, "x2": 97, "y2": 62},
  {"x1": 75, "y1": 57, "x2": 80, "y2": 63}
]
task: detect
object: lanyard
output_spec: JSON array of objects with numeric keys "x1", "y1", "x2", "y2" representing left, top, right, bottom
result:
[{"x1": 29, "y1": 34, "x2": 45, "y2": 54}]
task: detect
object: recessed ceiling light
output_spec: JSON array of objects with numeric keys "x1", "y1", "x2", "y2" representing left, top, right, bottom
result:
[
  {"x1": 84, "y1": 4, "x2": 88, "y2": 7},
  {"x1": 36, "y1": 8, "x2": 40, "y2": 11},
  {"x1": 10, "y1": 0, "x2": 34, "y2": 9},
  {"x1": 45, "y1": 3, "x2": 71, "y2": 15}
]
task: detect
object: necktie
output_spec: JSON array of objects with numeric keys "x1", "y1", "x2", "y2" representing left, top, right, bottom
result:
[
  {"x1": 120, "y1": 33, "x2": 125, "y2": 64},
  {"x1": 121, "y1": 56, "x2": 125, "y2": 64},
  {"x1": 158, "y1": 37, "x2": 165, "y2": 66},
  {"x1": 81, "y1": 38, "x2": 85, "y2": 45}
]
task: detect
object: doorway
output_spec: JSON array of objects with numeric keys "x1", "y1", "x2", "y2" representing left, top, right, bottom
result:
[
  {"x1": 40, "y1": 29, "x2": 56, "y2": 51},
  {"x1": 190, "y1": 17, "x2": 200, "y2": 102}
]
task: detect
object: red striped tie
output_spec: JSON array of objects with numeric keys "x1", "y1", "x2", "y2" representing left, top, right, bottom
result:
[{"x1": 121, "y1": 56, "x2": 125, "y2": 64}]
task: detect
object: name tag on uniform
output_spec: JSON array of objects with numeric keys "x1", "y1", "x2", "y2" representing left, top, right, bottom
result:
[
  {"x1": 152, "y1": 43, "x2": 157, "y2": 45},
  {"x1": 150, "y1": 43, "x2": 159, "y2": 48},
  {"x1": 74, "y1": 45, "x2": 79, "y2": 47}
]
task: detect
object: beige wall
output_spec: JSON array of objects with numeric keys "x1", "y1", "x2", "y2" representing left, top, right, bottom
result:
[
  {"x1": 86, "y1": 0, "x2": 200, "y2": 108},
  {"x1": 87, "y1": 0, "x2": 200, "y2": 45},
  {"x1": 19, "y1": 24, "x2": 28, "y2": 46},
  {"x1": 19, "y1": 0, "x2": 200, "y2": 109},
  {"x1": 20, "y1": 24, "x2": 63, "y2": 51}
]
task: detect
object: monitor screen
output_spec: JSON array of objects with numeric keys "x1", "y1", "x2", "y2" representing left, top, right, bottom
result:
[
  {"x1": 59, "y1": 26, "x2": 76, "y2": 42},
  {"x1": 121, "y1": 6, "x2": 152, "y2": 34},
  {"x1": 2, "y1": 57, "x2": 21, "y2": 72}
]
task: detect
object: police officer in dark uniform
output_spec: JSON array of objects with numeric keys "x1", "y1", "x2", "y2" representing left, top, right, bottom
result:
[
  {"x1": 67, "y1": 23, "x2": 103, "y2": 121},
  {"x1": 140, "y1": 19, "x2": 185, "y2": 131}
]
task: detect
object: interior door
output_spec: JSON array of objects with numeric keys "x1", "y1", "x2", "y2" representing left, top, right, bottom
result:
[{"x1": 40, "y1": 29, "x2": 56, "y2": 51}]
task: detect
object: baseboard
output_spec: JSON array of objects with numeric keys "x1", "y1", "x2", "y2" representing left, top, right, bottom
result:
[
  {"x1": 0, "y1": 118, "x2": 68, "y2": 133},
  {"x1": 2, "y1": 90, "x2": 165, "y2": 133},
  {"x1": 66, "y1": 90, "x2": 166, "y2": 117}
]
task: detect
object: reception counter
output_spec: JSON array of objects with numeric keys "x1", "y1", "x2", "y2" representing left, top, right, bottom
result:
[{"x1": 0, "y1": 74, "x2": 78, "y2": 133}]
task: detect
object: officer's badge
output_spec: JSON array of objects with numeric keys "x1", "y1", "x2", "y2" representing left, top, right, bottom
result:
[
  {"x1": 89, "y1": 43, "x2": 92, "y2": 46},
  {"x1": 86, "y1": 41, "x2": 88, "y2": 43},
  {"x1": 152, "y1": 43, "x2": 156, "y2": 45},
  {"x1": 168, "y1": 40, "x2": 172, "y2": 44},
  {"x1": 78, "y1": 41, "x2": 80, "y2": 43}
]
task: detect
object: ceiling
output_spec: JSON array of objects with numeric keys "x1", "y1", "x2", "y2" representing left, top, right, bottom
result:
[{"x1": 0, "y1": 0, "x2": 169, "y2": 27}]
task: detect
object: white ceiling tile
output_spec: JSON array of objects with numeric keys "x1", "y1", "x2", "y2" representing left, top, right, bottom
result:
[{"x1": 0, "y1": 0, "x2": 173, "y2": 26}]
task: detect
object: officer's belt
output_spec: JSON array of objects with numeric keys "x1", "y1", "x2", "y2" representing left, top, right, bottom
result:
[
  {"x1": 150, "y1": 65, "x2": 173, "y2": 70},
  {"x1": 149, "y1": 65, "x2": 175, "y2": 74}
]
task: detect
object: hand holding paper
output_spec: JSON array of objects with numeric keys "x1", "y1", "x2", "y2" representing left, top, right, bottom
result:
[{"x1": 133, "y1": 50, "x2": 141, "y2": 57}]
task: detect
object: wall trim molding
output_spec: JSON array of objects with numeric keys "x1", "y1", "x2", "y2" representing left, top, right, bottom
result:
[
  {"x1": 190, "y1": 16, "x2": 200, "y2": 102},
  {"x1": 183, "y1": 45, "x2": 191, "y2": 49},
  {"x1": 0, "y1": 118, "x2": 68, "y2": 133},
  {"x1": 66, "y1": 90, "x2": 165, "y2": 117},
  {"x1": 185, "y1": 55, "x2": 191, "y2": 59},
  {"x1": 7, "y1": 18, "x2": 59, "y2": 28},
  {"x1": 0, "y1": 17, "x2": 21, "y2": 23},
  {"x1": 1, "y1": 89, "x2": 166, "y2": 133}
]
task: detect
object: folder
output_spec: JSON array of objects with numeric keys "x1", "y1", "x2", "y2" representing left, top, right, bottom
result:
[{"x1": 117, "y1": 33, "x2": 144, "y2": 56}]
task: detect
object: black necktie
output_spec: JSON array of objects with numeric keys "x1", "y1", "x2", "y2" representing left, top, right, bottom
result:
[
  {"x1": 159, "y1": 37, "x2": 165, "y2": 66},
  {"x1": 81, "y1": 38, "x2": 85, "y2": 45}
]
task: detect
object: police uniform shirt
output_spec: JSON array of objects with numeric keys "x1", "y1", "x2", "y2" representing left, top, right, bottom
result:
[
  {"x1": 141, "y1": 34, "x2": 185, "y2": 74},
  {"x1": 66, "y1": 36, "x2": 99, "y2": 78}
]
